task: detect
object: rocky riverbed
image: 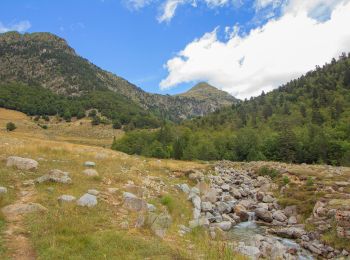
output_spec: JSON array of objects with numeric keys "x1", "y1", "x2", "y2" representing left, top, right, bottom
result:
[{"x1": 177, "y1": 161, "x2": 350, "y2": 259}]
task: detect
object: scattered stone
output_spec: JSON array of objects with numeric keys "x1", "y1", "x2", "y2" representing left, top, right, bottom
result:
[
  {"x1": 191, "y1": 195, "x2": 201, "y2": 210},
  {"x1": 147, "y1": 203, "x2": 156, "y2": 212},
  {"x1": 123, "y1": 194, "x2": 148, "y2": 212},
  {"x1": 87, "y1": 189, "x2": 99, "y2": 196},
  {"x1": 288, "y1": 216, "x2": 298, "y2": 225},
  {"x1": 189, "y1": 217, "x2": 210, "y2": 228},
  {"x1": 58, "y1": 195, "x2": 76, "y2": 204},
  {"x1": 235, "y1": 243, "x2": 261, "y2": 259},
  {"x1": 22, "y1": 180, "x2": 35, "y2": 186},
  {"x1": 0, "y1": 187, "x2": 7, "y2": 195},
  {"x1": 176, "y1": 183, "x2": 190, "y2": 194},
  {"x1": 215, "y1": 221, "x2": 232, "y2": 231},
  {"x1": 188, "y1": 171, "x2": 204, "y2": 182},
  {"x1": 36, "y1": 169, "x2": 72, "y2": 184},
  {"x1": 255, "y1": 208, "x2": 273, "y2": 223},
  {"x1": 76, "y1": 193, "x2": 97, "y2": 207},
  {"x1": 107, "y1": 188, "x2": 118, "y2": 194},
  {"x1": 201, "y1": 201, "x2": 213, "y2": 212},
  {"x1": 82, "y1": 169, "x2": 99, "y2": 177},
  {"x1": 1, "y1": 203, "x2": 47, "y2": 217},
  {"x1": 148, "y1": 212, "x2": 172, "y2": 238},
  {"x1": 272, "y1": 210, "x2": 287, "y2": 222},
  {"x1": 6, "y1": 156, "x2": 38, "y2": 171},
  {"x1": 84, "y1": 161, "x2": 96, "y2": 167}
]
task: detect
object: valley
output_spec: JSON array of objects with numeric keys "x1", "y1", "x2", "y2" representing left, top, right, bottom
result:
[{"x1": 1, "y1": 109, "x2": 349, "y2": 259}]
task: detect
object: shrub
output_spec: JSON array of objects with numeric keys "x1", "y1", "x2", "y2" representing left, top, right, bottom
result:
[
  {"x1": 42, "y1": 115, "x2": 50, "y2": 121},
  {"x1": 283, "y1": 176, "x2": 290, "y2": 185},
  {"x1": 91, "y1": 116, "x2": 101, "y2": 126},
  {"x1": 160, "y1": 195, "x2": 175, "y2": 213},
  {"x1": 257, "y1": 166, "x2": 279, "y2": 179},
  {"x1": 88, "y1": 109, "x2": 97, "y2": 117},
  {"x1": 6, "y1": 122, "x2": 16, "y2": 131},
  {"x1": 112, "y1": 120, "x2": 122, "y2": 129},
  {"x1": 306, "y1": 176, "x2": 314, "y2": 186}
]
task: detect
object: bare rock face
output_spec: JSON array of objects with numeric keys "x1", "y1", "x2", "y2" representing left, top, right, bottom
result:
[
  {"x1": 335, "y1": 210, "x2": 350, "y2": 239},
  {"x1": 6, "y1": 156, "x2": 38, "y2": 171}
]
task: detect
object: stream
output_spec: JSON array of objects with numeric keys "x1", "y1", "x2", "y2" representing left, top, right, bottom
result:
[{"x1": 227, "y1": 213, "x2": 314, "y2": 259}]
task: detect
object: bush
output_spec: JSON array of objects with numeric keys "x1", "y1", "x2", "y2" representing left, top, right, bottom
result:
[
  {"x1": 6, "y1": 122, "x2": 16, "y2": 131},
  {"x1": 88, "y1": 109, "x2": 97, "y2": 117},
  {"x1": 91, "y1": 116, "x2": 101, "y2": 126},
  {"x1": 257, "y1": 166, "x2": 279, "y2": 179},
  {"x1": 42, "y1": 115, "x2": 50, "y2": 121},
  {"x1": 160, "y1": 195, "x2": 175, "y2": 213},
  {"x1": 306, "y1": 176, "x2": 314, "y2": 186},
  {"x1": 112, "y1": 120, "x2": 122, "y2": 129},
  {"x1": 283, "y1": 176, "x2": 290, "y2": 185}
]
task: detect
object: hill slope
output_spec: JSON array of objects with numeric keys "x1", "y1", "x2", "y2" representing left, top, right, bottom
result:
[
  {"x1": 114, "y1": 54, "x2": 350, "y2": 166},
  {"x1": 0, "y1": 32, "x2": 236, "y2": 120},
  {"x1": 177, "y1": 82, "x2": 237, "y2": 107}
]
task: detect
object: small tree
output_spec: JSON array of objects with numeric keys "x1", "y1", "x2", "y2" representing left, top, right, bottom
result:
[
  {"x1": 6, "y1": 122, "x2": 16, "y2": 131},
  {"x1": 91, "y1": 116, "x2": 101, "y2": 126},
  {"x1": 112, "y1": 120, "x2": 122, "y2": 129}
]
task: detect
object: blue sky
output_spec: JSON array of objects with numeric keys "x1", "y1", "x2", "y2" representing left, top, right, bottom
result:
[{"x1": 1, "y1": 0, "x2": 350, "y2": 98}]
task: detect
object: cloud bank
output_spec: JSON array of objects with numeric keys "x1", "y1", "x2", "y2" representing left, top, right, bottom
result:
[
  {"x1": 0, "y1": 20, "x2": 31, "y2": 33},
  {"x1": 160, "y1": 0, "x2": 350, "y2": 99}
]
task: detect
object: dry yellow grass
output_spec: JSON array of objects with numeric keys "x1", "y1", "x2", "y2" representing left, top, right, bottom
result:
[{"x1": 1, "y1": 108, "x2": 240, "y2": 259}]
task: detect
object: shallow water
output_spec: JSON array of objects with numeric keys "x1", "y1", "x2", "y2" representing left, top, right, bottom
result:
[{"x1": 227, "y1": 218, "x2": 314, "y2": 260}]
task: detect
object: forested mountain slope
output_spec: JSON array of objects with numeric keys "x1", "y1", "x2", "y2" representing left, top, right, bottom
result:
[
  {"x1": 0, "y1": 32, "x2": 236, "y2": 121},
  {"x1": 114, "y1": 54, "x2": 350, "y2": 166}
]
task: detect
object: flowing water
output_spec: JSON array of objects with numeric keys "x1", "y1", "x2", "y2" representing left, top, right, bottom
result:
[{"x1": 227, "y1": 212, "x2": 314, "y2": 259}]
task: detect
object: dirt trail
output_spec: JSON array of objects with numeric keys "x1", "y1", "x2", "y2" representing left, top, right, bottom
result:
[{"x1": 2, "y1": 184, "x2": 37, "y2": 260}]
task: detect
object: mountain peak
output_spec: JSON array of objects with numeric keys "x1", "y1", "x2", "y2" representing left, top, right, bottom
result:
[{"x1": 177, "y1": 82, "x2": 237, "y2": 106}]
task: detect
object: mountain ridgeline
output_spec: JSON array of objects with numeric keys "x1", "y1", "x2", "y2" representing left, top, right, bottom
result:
[
  {"x1": 0, "y1": 31, "x2": 236, "y2": 125},
  {"x1": 114, "y1": 54, "x2": 350, "y2": 166}
]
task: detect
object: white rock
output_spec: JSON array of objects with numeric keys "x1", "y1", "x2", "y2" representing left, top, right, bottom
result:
[
  {"x1": 82, "y1": 169, "x2": 99, "y2": 177},
  {"x1": 58, "y1": 195, "x2": 76, "y2": 204},
  {"x1": 123, "y1": 192, "x2": 137, "y2": 199},
  {"x1": 84, "y1": 161, "x2": 96, "y2": 167},
  {"x1": 0, "y1": 187, "x2": 7, "y2": 195},
  {"x1": 107, "y1": 188, "x2": 118, "y2": 194},
  {"x1": 6, "y1": 156, "x2": 38, "y2": 171},
  {"x1": 87, "y1": 189, "x2": 99, "y2": 196},
  {"x1": 192, "y1": 195, "x2": 201, "y2": 210},
  {"x1": 76, "y1": 193, "x2": 97, "y2": 207},
  {"x1": 215, "y1": 221, "x2": 232, "y2": 231},
  {"x1": 147, "y1": 203, "x2": 156, "y2": 212}
]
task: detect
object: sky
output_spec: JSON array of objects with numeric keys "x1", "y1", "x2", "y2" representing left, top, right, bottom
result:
[{"x1": 1, "y1": 0, "x2": 350, "y2": 99}]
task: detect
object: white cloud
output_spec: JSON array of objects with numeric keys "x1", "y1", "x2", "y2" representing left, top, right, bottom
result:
[
  {"x1": 124, "y1": 0, "x2": 154, "y2": 10},
  {"x1": 160, "y1": 0, "x2": 350, "y2": 99},
  {"x1": 158, "y1": 0, "x2": 186, "y2": 23},
  {"x1": 0, "y1": 20, "x2": 31, "y2": 33}
]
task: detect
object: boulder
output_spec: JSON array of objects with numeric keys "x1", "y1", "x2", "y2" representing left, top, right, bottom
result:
[
  {"x1": 230, "y1": 188, "x2": 242, "y2": 199},
  {"x1": 234, "y1": 204, "x2": 249, "y2": 222},
  {"x1": 6, "y1": 156, "x2": 38, "y2": 171},
  {"x1": 87, "y1": 189, "x2": 99, "y2": 196},
  {"x1": 76, "y1": 193, "x2": 97, "y2": 207},
  {"x1": 201, "y1": 188, "x2": 217, "y2": 203},
  {"x1": 1, "y1": 203, "x2": 47, "y2": 216},
  {"x1": 262, "y1": 194, "x2": 274, "y2": 203},
  {"x1": 189, "y1": 217, "x2": 210, "y2": 228},
  {"x1": 193, "y1": 208, "x2": 201, "y2": 219},
  {"x1": 335, "y1": 210, "x2": 350, "y2": 239},
  {"x1": 215, "y1": 221, "x2": 232, "y2": 231},
  {"x1": 123, "y1": 192, "x2": 137, "y2": 199},
  {"x1": 201, "y1": 201, "x2": 213, "y2": 212},
  {"x1": 221, "y1": 184, "x2": 230, "y2": 191},
  {"x1": 284, "y1": 205, "x2": 297, "y2": 217},
  {"x1": 176, "y1": 183, "x2": 190, "y2": 194},
  {"x1": 82, "y1": 169, "x2": 99, "y2": 177},
  {"x1": 217, "y1": 201, "x2": 232, "y2": 214},
  {"x1": 36, "y1": 169, "x2": 72, "y2": 184},
  {"x1": 84, "y1": 161, "x2": 96, "y2": 167},
  {"x1": 0, "y1": 187, "x2": 7, "y2": 195},
  {"x1": 235, "y1": 243, "x2": 261, "y2": 259},
  {"x1": 58, "y1": 195, "x2": 76, "y2": 204},
  {"x1": 191, "y1": 195, "x2": 201, "y2": 210},
  {"x1": 255, "y1": 208, "x2": 273, "y2": 223},
  {"x1": 288, "y1": 216, "x2": 298, "y2": 225},
  {"x1": 146, "y1": 203, "x2": 156, "y2": 212},
  {"x1": 123, "y1": 196, "x2": 148, "y2": 212},
  {"x1": 272, "y1": 210, "x2": 287, "y2": 222},
  {"x1": 148, "y1": 212, "x2": 172, "y2": 238},
  {"x1": 270, "y1": 227, "x2": 306, "y2": 239}
]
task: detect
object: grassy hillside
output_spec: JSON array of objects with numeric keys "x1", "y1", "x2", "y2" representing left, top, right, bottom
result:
[
  {"x1": 114, "y1": 54, "x2": 350, "y2": 166},
  {"x1": 0, "y1": 109, "x2": 246, "y2": 259}
]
